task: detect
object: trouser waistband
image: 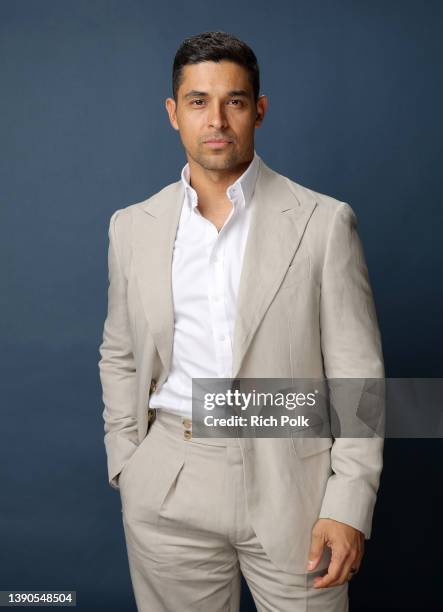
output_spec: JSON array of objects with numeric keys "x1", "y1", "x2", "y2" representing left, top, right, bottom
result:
[{"x1": 148, "y1": 408, "x2": 241, "y2": 447}]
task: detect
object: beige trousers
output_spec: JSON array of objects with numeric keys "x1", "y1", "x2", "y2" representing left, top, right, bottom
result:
[{"x1": 119, "y1": 408, "x2": 349, "y2": 612}]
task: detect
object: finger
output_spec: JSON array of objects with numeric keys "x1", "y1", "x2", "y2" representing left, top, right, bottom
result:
[
  {"x1": 307, "y1": 531, "x2": 326, "y2": 571},
  {"x1": 351, "y1": 542, "x2": 363, "y2": 575},
  {"x1": 335, "y1": 556, "x2": 360, "y2": 586},
  {"x1": 312, "y1": 548, "x2": 349, "y2": 588},
  {"x1": 313, "y1": 534, "x2": 364, "y2": 587}
]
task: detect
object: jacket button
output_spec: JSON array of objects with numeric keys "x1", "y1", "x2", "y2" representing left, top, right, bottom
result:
[
  {"x1": 184, "y1": 430, "x2": 192, "y2": 440},
  {"x1": 150, "y1": 380, "x2": 157, "y2": 392},
  {"x1": 182, "y1": 418, "x2": 192, "y2": 429}
]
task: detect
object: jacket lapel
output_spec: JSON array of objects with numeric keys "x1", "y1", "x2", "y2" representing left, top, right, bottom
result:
[
  {"x1": 133, "y1": 181, "x2": 184, "y2": 380},
  {"x1": 231, "y1": 159, "x2": 317, "y2": 378},
  {"x1": 132, "y1": 159, "x2": 318, "y2": 382}
]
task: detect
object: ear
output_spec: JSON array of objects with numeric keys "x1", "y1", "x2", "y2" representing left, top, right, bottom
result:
[
  {"x1": 255, "y1": 94, "x2": 269, "y2": 127},
  {"x1": 165, "y1": 97, "x2": 179, "y2": 131}
]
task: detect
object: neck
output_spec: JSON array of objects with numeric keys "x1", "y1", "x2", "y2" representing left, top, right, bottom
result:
[{"x1": 187, "y1": 156, "x2": 253, "y2": 210}]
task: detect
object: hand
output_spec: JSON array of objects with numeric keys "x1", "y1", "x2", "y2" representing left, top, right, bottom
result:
[{"x1": 306, "y1": 518, "x2": 364, "y2": 588}]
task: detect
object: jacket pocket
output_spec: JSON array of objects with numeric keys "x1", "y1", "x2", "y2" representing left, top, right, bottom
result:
[{"x1": 291, "y1": 435, "x2": 333, "y2": 458}]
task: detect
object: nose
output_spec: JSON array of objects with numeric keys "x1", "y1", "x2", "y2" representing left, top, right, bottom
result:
[{"x1": 208, "y1": 102, "x2": 228, "y2": 130}]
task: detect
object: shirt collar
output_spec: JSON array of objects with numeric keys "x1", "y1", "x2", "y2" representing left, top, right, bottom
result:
[{"x1": 180, "y1": 149, "x2": 261, "y2": 214}]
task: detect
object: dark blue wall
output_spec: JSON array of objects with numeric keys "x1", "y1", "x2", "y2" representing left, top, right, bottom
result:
[{"x1": 1, "y1": 1, "x2": 442, "y2": 610}]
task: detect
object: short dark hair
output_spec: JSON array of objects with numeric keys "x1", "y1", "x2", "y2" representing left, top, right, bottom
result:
[{"x1": 172, "y1": 31, "x2": 260, "y2": 103}]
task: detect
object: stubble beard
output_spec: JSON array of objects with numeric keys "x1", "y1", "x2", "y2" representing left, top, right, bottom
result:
[{"x1": 189, "y1": 146, "x2": 242, "y2": 173}]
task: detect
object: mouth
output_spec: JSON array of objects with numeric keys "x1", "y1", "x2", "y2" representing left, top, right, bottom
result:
[{"x1": 203, "y1": 139, "x2": 233, "y2": 149}]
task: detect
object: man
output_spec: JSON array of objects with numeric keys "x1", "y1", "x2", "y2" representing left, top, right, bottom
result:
[{"x1": 98, "y1": 31, "x2": 385, "y2": 612}]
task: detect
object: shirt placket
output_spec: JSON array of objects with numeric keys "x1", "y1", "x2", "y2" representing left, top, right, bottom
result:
[{"x1": 206, "y1": 208, "x2": 236, "y2": 379}]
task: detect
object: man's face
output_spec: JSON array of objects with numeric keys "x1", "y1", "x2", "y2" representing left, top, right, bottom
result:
[{"x1": 165, "y1": 60, "x2": 267, "y2": 172}]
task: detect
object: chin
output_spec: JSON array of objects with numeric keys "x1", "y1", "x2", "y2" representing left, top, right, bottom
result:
[{"x1": 199, "y1": 152, "x2": 237, "y2": 170}]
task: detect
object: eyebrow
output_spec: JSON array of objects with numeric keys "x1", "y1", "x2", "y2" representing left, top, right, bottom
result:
[{"x1": 183, "y1": 89, "x2": 250, "y2": 99}]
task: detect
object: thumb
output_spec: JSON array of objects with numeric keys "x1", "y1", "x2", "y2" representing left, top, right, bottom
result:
[{"x1": 307, "y1": 530, "x2": 325, "y2": 571}]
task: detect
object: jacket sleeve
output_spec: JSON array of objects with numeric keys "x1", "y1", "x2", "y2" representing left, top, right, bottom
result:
[
  {"x1": 98, "y1": 209, "x2": 138, "y2": 490},
  {"x1": 317, "y1": 201, "x2": 385, "y2": 538}
]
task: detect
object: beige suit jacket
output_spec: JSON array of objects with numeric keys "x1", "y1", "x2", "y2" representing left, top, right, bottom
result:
[{"x1": 98, "y1": 156, "x2": 385, "y2": 574}]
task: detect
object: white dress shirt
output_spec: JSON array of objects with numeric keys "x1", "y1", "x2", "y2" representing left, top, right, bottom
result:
[{"x1": 148, "y1": 150, "x2": 261, "y2": 417}]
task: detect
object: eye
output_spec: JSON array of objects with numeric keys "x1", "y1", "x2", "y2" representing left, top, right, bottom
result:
[
  {"x1": 228, "y1": 99, "x2": 243, "y2": 106},
  {"x1": 190, "y1": 99, "x2": 205, "y2": 106}
]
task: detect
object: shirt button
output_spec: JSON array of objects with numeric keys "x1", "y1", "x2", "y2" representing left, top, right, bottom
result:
[{"x1": 150, "y1": 380, "x2": 157, "y2": 392}]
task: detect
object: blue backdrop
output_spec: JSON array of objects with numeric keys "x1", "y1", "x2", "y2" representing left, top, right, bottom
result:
[{"x1": 1, "y1": 1, "x2": 442, "y2": 610}]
